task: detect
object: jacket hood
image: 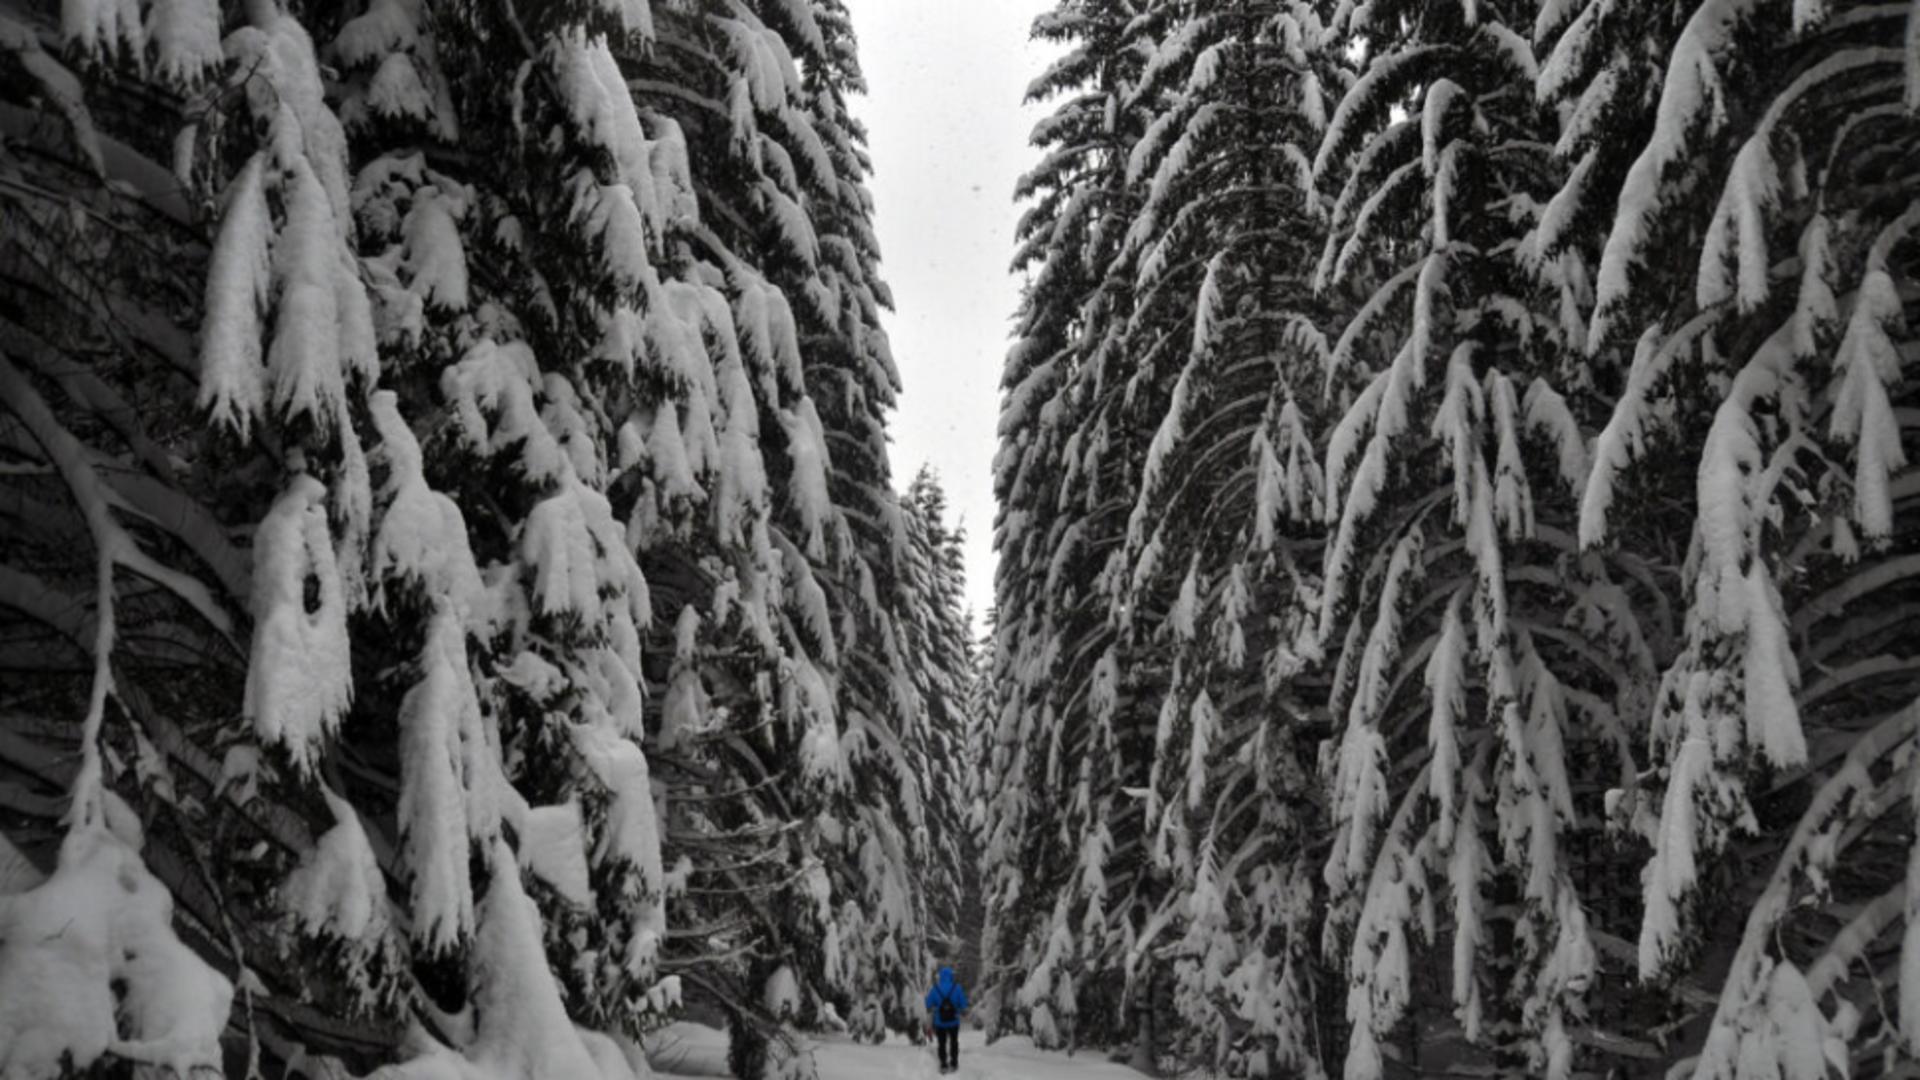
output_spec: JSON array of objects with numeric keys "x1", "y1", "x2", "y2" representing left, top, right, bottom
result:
[{"x1": 937, "y1": 967, "x2": 955, "y2": 988}]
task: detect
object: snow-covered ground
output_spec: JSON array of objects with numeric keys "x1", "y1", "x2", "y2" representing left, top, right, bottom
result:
[{"x1": 649, "y1": 1024, "x2": 1148, "y2": 1080}]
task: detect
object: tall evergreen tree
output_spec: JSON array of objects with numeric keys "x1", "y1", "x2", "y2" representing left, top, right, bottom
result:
[
  {"x1": 992, "y1": 0, "x2": 1920, "y2": 1075},
  {"x1": 1104, "y1": 3, "x2": 1343, "y2": 1073},
  {"x1": 982, "y1": 0, "x2": 1153, "y2": 1054},
  {"x1": 900, "y1": 468, "x2": 982, "y2": 982},
  {"x1": 1533, "y1": 0, "x2": 1920, "y2": 1071},
  {"x1": 1302, "y1": 1, "x2": 1636, "y2": 1072},
  {"x1": 0, "y1": 1, "x2": 927, "y2": 1077}
]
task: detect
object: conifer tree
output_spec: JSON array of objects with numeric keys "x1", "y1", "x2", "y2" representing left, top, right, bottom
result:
[
  {"x1": 901, "y1": 469, "x2": 981, "y2": 982},
  {"x1": 0, "y1": 1, "x2": 926, "y2": 1077},
  {"x1": 1303, "y1": 1, "x2": 1632, "y2": 1073},
  {"x1": 1104, "y1": 2, "x2": 1342, "y2": 1073},
  {"x1": 994, "y1": 0, "x2": 1920, "y2": 1075},
  {"x1": 1534, "y1": 0, "x2": 1920, "y2": 1070},
  {"x1": 982, "y1": 0, "x2": 1152, "y2": 1053}
]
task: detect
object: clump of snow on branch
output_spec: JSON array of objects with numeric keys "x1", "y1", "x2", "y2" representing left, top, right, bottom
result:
[
  {"x1": 245, "y1": 475, "x2": 354, "y2": 774},
  {"x1": 1827, "y1": 206, "x2": 1919, "y2": 543},
  {"x1": 0, "y1": 820, "x2": 233, "y2": 1078}
]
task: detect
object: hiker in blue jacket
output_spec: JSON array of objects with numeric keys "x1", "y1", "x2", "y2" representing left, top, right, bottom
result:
[{"x1": 924, "y1": 966, "x2": 969, "y2": 1074}]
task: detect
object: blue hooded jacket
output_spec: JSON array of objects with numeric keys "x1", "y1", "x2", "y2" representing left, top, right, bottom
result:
[{"x1": 925, "y1": 967, "x2": 969, "y2": 1030}]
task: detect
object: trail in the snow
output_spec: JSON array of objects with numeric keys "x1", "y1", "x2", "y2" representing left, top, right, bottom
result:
[{"x1": 650, "y1": 1025, "x2": 1150, "y2": 1080}]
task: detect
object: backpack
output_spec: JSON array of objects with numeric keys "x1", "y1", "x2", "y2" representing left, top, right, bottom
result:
[{"x1": 936, "y1": 988, "x2": 958, "y2": 1025}]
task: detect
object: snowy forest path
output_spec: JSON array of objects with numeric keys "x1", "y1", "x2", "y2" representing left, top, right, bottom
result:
[{"x1": 650, "y1": 1027, "x2": 1151, "y2": 1079}]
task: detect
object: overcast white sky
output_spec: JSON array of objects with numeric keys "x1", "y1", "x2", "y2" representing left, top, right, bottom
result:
[{"x1": 842, "y1": 0, "x2": 1052, "y2": 626}]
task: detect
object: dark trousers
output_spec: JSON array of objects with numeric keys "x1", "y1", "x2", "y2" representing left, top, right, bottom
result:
[{"x1": 935, "y1": 1025, "x2": 959, "y2": 1068}]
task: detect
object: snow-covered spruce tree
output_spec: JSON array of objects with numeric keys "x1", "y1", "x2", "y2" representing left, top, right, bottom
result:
[
  {"x1": 900, "y1": 469, "x2": 982, "y2": 984},
  {"x1": 1535, "y1": 0, "x2": 1920, "y2": 1071},
  {"x1": 1100, "y1": 2, "x2": 1344, "y2": 1074},
  {"x1": 615, "y1": 0, "x2": 932, "y2": 1049},
  {"x1": 946, "y1": 610, "x2": 997, "y2": 996},
  {"x1": 1300, "y1": 0, "x2": 1673, "y2": 1073},
  {"x1": 986, "y1": 0, "x2": 1920, "y2": 1073},
  {"x1": 419, "y1": 0, "x2": 927, "y2": 1068},
  {"x1": 364, "y1": 0, "x2": 930, "y2": 1067},
  {"x1": 781, "y1": 1, "x2": 936, "y2": 1042},
  {"x1": 322, "y1": 2, "x2": 709, "y2": 1069},
  {"x1": 983, "y1": 0, "x2": 1155, "y2": 1054},
  {"x1": 960, "y1": 622, "x2": 993, "y2": 988},
  {"x1": 193, "y1": 0, "x2": 689, "y2": 1072},
  {"x1": 1, "y1": 0, "x2": 923, "y2": 1076}
]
